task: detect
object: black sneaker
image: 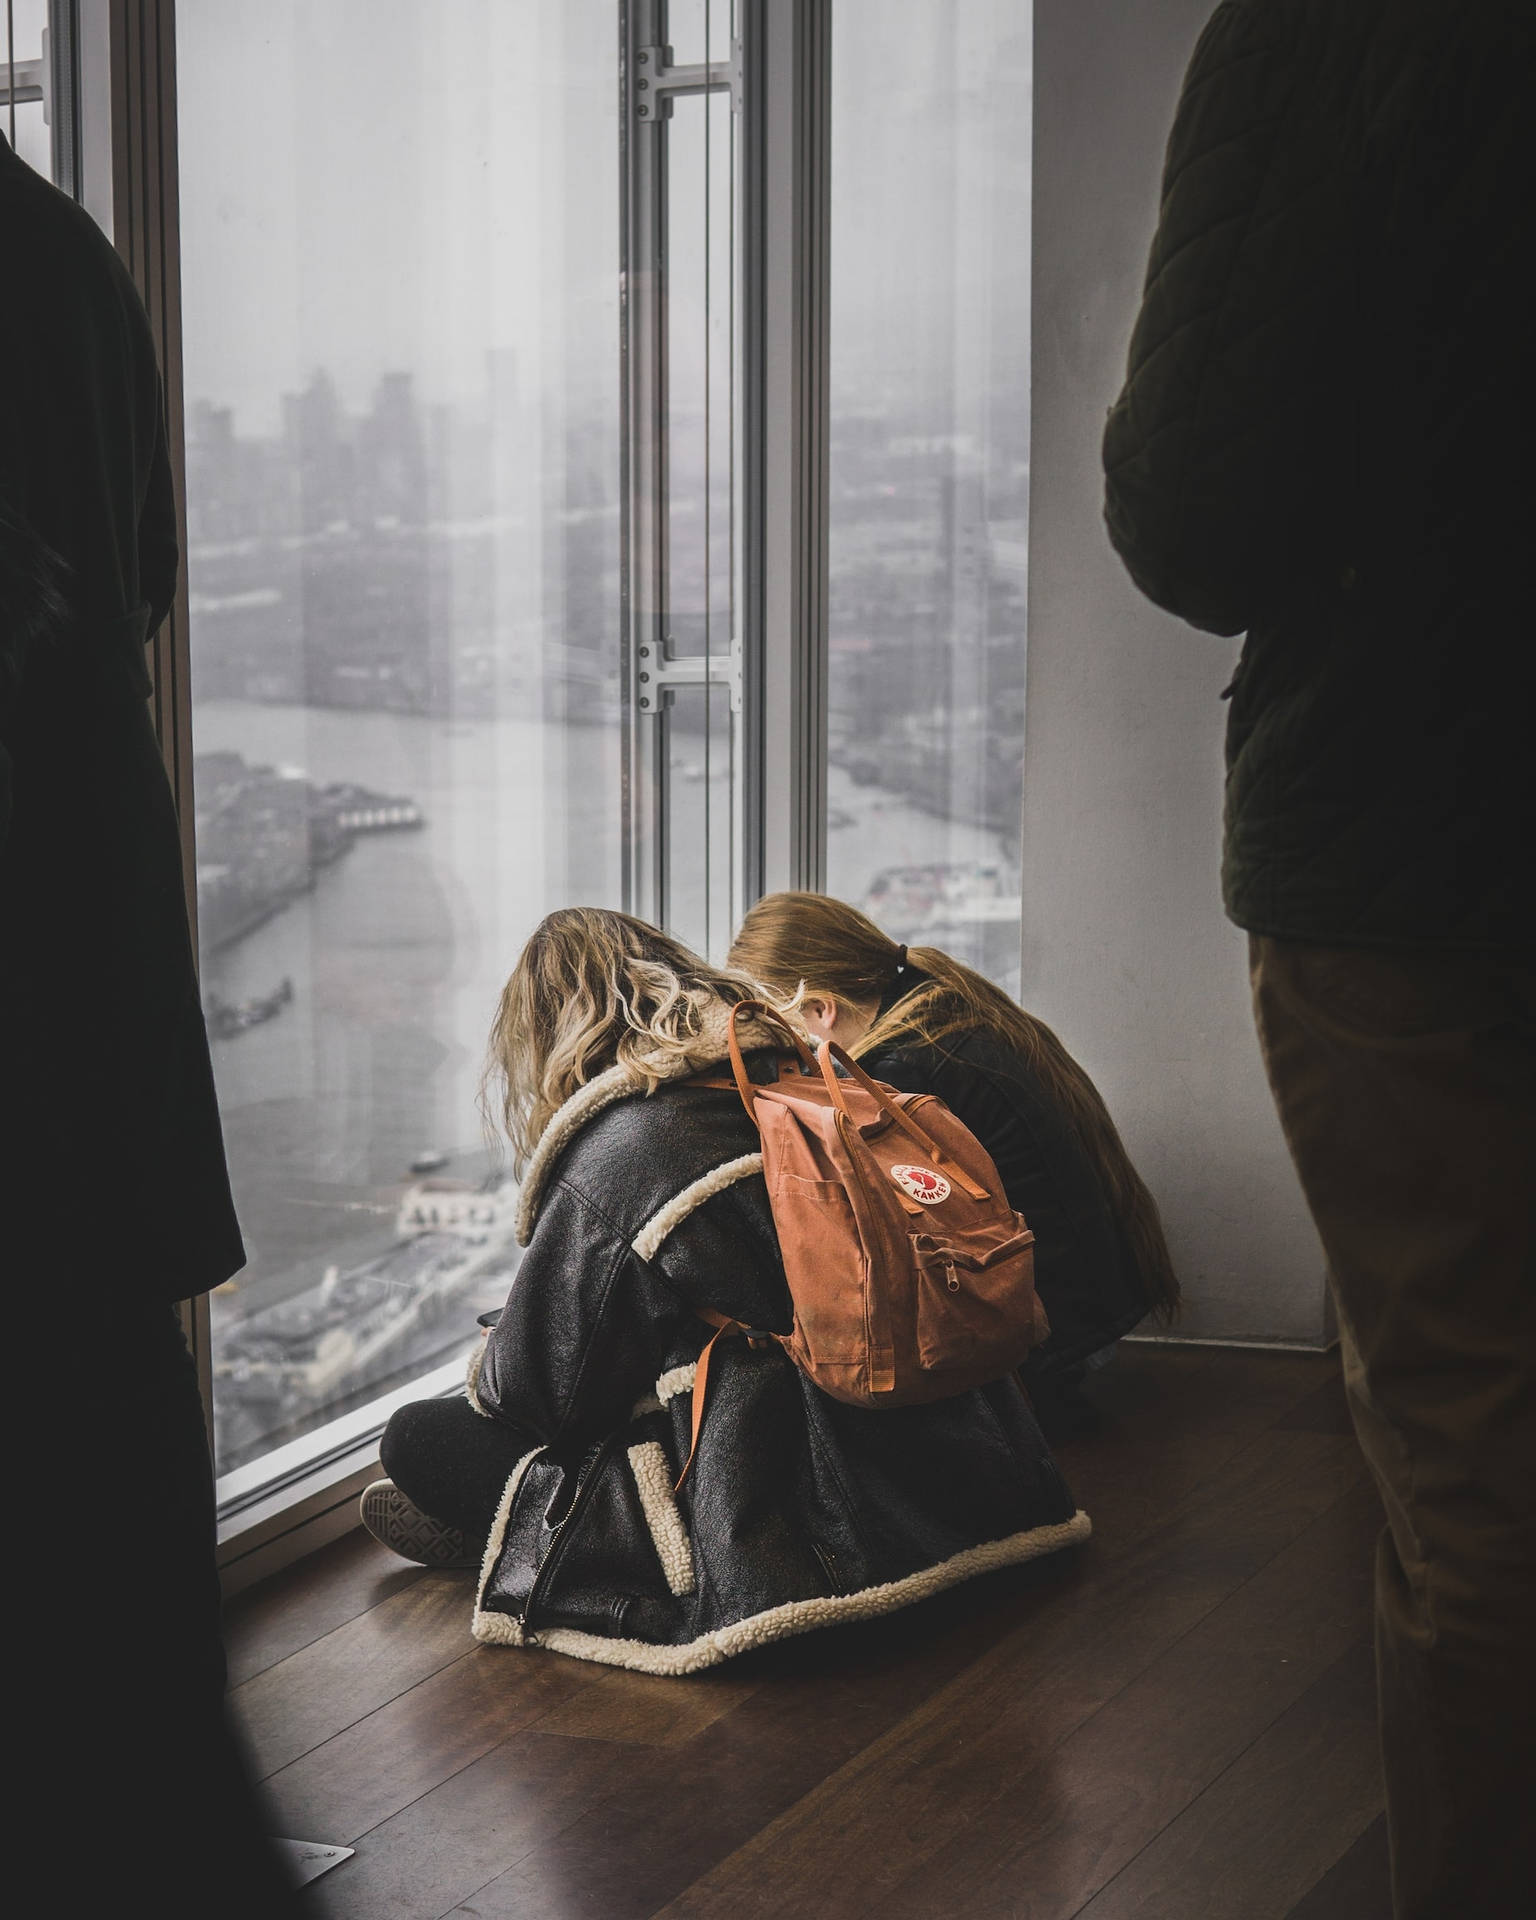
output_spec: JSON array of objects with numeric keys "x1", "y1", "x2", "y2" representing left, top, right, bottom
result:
[{"x1": 359, "y1": 1479, "x2": 481, "y2": 1570}]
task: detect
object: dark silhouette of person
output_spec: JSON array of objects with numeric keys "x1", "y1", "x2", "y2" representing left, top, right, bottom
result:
[
  {"x1": 1103, "y1": 4, "x2": 1534, "y2": 1916},
  {"x1": 0, "y1": 131, "x2": 302, "y2": 1913}
]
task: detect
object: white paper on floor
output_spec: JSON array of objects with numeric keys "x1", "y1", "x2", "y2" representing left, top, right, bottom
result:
[{"x1": 274, "y1": 1839, "x2": 355, "y2": 1887}]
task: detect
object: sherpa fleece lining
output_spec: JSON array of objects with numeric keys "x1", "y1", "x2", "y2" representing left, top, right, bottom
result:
[
  {"x1": 471, "y1": 1444, "x2": 543, "y2": 1647},
  {"x1": 631, "y1": 1153, "x2": 764, "y2": 1262},
  {"x1": 464, "y1": 1338, "x2": 493, "y2": 1417},
  {"x1": 473, "y1": 1507, "x2": 1092, "y2": 1673},
  {"x1": 627, "y1": 1440, "x2": 697, "y2": 1595},
  {"x1": 513, "y1": 1001, "x2": 791, "y2": 1245}
]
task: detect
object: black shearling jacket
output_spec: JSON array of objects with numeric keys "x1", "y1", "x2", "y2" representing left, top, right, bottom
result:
[
  {"x1": 470, "y1": 1004, "x2": 1088, "y2": 1675},
  {"x1": 1103, "y1": 0, "x2": 1535, "y2": 949}
]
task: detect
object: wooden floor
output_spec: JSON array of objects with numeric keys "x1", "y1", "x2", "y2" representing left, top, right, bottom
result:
[{"x1": 225, "y1": 1344, "x2": 1393, "y2": 1920}]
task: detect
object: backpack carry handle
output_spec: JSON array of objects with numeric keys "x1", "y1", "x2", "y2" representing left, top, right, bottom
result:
[
  {"x1": 726, "y1": 999, "x2": 815, "y2": 1122},
  {"x1": 818, "y1": 1039, "x2": 991, "y2": 1203}
]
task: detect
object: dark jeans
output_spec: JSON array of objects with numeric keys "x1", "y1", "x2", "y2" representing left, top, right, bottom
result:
[
  {"x1": 381, "y1": 1392, "x2": 532, "y2": 1542},
  {"x1": 20, "y1": 1302, "x2": 304, "y2": 1915},
  {"x1": 1251, "y1": 936, "x2": 1536, "y2": 1920}
]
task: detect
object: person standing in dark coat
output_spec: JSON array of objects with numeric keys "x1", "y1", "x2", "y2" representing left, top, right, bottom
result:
[
  {"x1": 1103, "y1": 5, "x2": 1534, "y2": 1915},
  {"x1": 0, "y1": 132, "x2": 299, "y2": 1913}
]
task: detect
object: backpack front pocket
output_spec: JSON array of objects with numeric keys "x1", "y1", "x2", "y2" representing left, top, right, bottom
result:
[{"x1": 911, "y1": 1221, "x2": 1040, "y2": 1372}]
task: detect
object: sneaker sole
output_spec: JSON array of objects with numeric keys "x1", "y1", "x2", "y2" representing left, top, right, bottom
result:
[{"x1": 360, "y1": 1480, "x2": 480, "y2": 1570}]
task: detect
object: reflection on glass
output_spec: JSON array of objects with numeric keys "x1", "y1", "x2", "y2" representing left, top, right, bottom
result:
[
  {"x1": 827, "y1": 1, "x2": 1032, "y2": 993},
  {"x1": 177, "y1": 0, "x2": 621, "y2": 1475}
]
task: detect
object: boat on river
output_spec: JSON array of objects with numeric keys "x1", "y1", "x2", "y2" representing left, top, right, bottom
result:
[{"x1": 206, "y1": 976, "x2": 295, "y2": 1041}]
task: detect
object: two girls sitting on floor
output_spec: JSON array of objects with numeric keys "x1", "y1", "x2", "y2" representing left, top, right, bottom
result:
[{"x1": 362, "y1": 900, "x2": 1175, "y2": 1673}]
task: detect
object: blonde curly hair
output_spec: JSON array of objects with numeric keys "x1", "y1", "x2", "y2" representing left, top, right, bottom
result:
[{"x1": 484, "y1": 907, "x2": 787, "y2": 1171}]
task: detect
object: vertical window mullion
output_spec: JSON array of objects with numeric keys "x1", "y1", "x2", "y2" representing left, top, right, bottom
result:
[
  {"x1": 741, "y1": 0, "x2": 830, "y2": 901},
  {"x1": 620, "y1": 0, "x2": 668, "y2": 924},
  {"x1": 621, "y1": 0, "x2": 750, "y2": 951}
]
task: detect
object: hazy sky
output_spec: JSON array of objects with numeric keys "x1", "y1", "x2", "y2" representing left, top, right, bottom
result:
[{"x1": 175, "y1": 0, "x2": 1031, "y2": 439}]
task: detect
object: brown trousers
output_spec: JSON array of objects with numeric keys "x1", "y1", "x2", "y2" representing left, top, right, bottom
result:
[{"x1": 1250, "y1": 937, "x2": 1536, "y2": 1920}]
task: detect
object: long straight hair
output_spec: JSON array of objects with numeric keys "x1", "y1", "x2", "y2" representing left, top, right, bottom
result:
[
  {"x1": 730, "y1": 891, "x2": 1180, "y2": 1319},
  {"x1": 484, "y1": 906, "x2": 771, "y2": 1172}
]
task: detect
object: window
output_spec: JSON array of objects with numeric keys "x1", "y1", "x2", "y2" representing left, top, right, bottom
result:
[
  {"x1": 176, "y1": 0, "x2": 623, "y2": 1478},
  {"x1": 100, "y1": 0, "x2": 1031, "y2": 1527},
  {"x1": 826, "y1": 1, "x2": 1032, "y2": 992}
]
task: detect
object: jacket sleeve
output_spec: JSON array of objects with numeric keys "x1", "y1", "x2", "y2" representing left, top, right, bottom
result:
[
  {"x1": 473, "y1": 1180, "x2": 688, "y2": 1450},
  {"x1": 1102, "y1": 0, "x2": 1348, "y2": 635}
]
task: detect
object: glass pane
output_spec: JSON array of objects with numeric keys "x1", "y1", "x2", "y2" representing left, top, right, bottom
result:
[
  {"x1": 827, "y1": 2, "x2": 1032, "y2": 993},
  {"x1": 663, "y1": 66, "x2": 737, "y2": 958},
  {"x1": 177, "y1": 0, "x2": 621, "y2": 1477},
  {"x1": 3, "y1": 0, "x2": 50, "y2": 178},
  {"x1": 665, "y1": 685, "x2": 736, "y2": 957},
  {"x1": 3, "y1": 95, "x2": 46, "y2": 173},
  {"x1": 664, "y1": 0, "x2": 734, "y2": 70}
]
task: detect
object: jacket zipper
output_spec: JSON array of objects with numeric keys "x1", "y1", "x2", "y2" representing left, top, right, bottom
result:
[{"x1": 519, "y1": 1437, "x2": 615, "y2": 1630}]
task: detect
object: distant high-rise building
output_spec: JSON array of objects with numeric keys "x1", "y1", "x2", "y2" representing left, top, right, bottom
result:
[
  {"x1": 361, "y1": 371, "x2": 429, "y2": 527},
  {"x1": 283, "y1": 369, "x2": 355, "y2": 533}
]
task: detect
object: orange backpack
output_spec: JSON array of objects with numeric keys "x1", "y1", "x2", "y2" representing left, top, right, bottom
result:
[{"x1": 678, "y1": 1000, "x2": 1049, "y2": 1484}]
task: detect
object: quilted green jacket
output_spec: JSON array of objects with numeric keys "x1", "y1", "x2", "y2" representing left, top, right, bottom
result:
[{"x1": 1104, "y1": 0, "x2": 1534, "y2": 949}]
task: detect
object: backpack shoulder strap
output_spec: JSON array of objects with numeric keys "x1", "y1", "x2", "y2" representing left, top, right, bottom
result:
[
  {"x1": 673, "y1": 1307, "x2": 775, "y2": 1492},
  {"x1": 818, "y1": 1039, "x2": 991, "y2": 1202}
]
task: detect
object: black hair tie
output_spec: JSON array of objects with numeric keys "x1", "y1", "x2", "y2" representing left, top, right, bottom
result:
[{"x1": 894, "y1": 944, "x2": 908, "y2": 976}]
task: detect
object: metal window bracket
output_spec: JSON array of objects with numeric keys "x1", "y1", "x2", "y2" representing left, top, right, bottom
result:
[
  {"x1": 630, "y1": 42, "x2": 740, "y2": 124},
  {"x1": 637, "y1": 636, "x2": 743, "y2": 714},
  {"x1": 0, "y1": 57, "x2": 44, "y2": 107}
]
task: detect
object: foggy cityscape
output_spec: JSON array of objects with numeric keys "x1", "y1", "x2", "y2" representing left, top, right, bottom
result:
[{"x1": 177, "y1": 0, "x2": 1032, "y2": 1474}]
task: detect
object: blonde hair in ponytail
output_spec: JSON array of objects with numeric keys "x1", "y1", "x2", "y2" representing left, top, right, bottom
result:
[{"x1": 730, "y1": 891, "x2": 1180, "y2": 1320}]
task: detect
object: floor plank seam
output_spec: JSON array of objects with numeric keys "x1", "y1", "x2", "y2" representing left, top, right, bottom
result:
[
  {"x1": 1065, "y1": 1714, "x2": 1384, "y2": 1920},
  {"x1": 998, "y1": 1458, "x2": 1374, "y2": 1782},
  {"x1": 248, "y1": 1641, "x2": 476, "y2": 1785},
  {"x1": 270, "y1": 1694, "x2": 495, "y2": 1853},
  {"x1": 1056, "y1": 1479, "x2": 1378, "y2": 1920},
  {"x1": 1282, "y1": 1809, "x2": 1389, "y2": 1920},
  {"x1": 1090, "y1": 1458, "x2": 1370, "y2": 1691},
  {"x1": 224, "y1": 1564, "x2": 431, "y2": 1686},
  {"x1": 420, "y1": 1755, "x2": 649, "y2": 1920}
]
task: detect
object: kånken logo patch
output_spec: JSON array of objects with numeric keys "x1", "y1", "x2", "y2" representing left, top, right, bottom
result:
[{"x1": 890, "y1": 1164, "x2": 950, "y2": 1204}]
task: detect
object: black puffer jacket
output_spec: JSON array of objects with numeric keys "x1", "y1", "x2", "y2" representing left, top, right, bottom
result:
[
  {"x1": 1103, "y1": 0, "x2": 1535, "y2": 949},
  {"x1": 470, "y1": 1006, "x2": 1088, "y2": 1675},
  {"x1": 863, "y1": 1022, "x2": 1153, "y2": 1377}
]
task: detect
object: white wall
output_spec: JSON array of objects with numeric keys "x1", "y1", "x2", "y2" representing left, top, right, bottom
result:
[{"x1": 1022, "y1": 0, "x2": 1330, "y2": 1346}]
